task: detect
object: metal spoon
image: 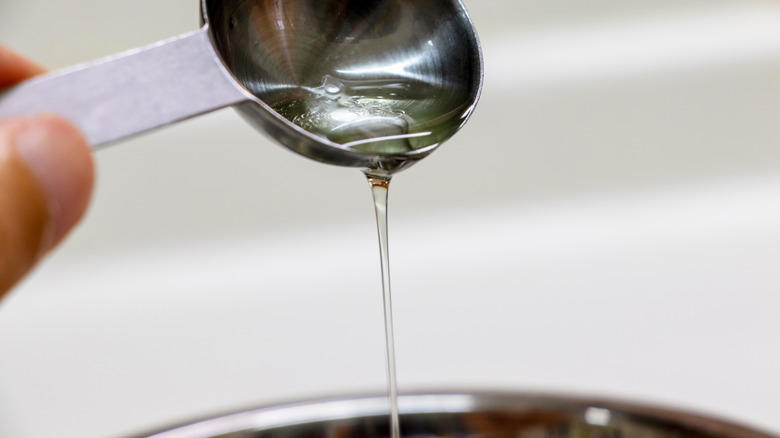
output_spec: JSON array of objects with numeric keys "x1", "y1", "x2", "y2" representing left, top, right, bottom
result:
[{"x1": 0, "y1": 0, "x2": 483, "y2": 173}]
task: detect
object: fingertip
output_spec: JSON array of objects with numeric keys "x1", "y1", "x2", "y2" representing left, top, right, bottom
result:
[
  {"x1": 0, "y1": 45, "x2": 46, "y2": 86},
  {"x1": 12, "y1": 115, "x2": 95, "y2": 250}
]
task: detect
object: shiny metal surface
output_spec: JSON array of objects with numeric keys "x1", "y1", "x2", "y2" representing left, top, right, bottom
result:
[
  {"x1": 206, "y1": 0, "x2": 483, "y2": 173},
  {"x1": 0, "y1": 29, "x2": 247, "y2": 146},
  {"x1": 0, "y1": 0, "x2": 482, "y2": 173},
  {"x1": 134, "y1": 392, "x2": 778, "y2": 438}
]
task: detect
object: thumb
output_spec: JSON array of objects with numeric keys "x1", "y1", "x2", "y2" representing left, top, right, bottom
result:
[{"x1": 0, "y1": 116, "x2": 94, "y2": 296}]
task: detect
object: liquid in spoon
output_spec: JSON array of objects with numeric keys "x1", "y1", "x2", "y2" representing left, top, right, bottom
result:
[{"x1": 272, "y1": 74, "x2": 460, "y2": 159}]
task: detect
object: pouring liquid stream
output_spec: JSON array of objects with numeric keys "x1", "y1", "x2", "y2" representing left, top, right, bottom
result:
[
  {"x1": 367, "y1": 174, "x2": 401, "y2": 438},
  {"x1": 274, "y1": 74, "x2": 435, "y2": 438}
]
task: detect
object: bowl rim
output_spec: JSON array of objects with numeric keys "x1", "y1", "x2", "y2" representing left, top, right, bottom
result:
[{"x1": 133, "y1": 390, "x2": 779, "y2": 438}]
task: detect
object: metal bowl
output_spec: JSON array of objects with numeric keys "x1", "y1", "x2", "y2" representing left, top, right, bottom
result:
[{"x1": 134, "y1": 392, "x2": 778, "y2": 438}]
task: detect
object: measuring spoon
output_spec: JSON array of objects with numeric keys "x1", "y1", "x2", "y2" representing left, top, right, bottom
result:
[{"x1": 0, "y1": 0, "x2": 483, "y2": 173}]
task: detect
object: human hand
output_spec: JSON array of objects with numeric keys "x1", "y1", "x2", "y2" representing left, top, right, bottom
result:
[{"x1": 0, "y1": 46, "x2": 94, "y2": 299}]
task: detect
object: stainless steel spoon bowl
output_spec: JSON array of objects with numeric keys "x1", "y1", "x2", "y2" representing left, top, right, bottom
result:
[
  {"x1": 0, "y1": 0, "x2": 483, "y2": 173},
  {"x1": 132, "y1": 392, "x2": 778, "y2": 438}
]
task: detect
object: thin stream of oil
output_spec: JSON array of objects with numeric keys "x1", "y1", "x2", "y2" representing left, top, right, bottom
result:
[
  {"x1": 274, "y1": 75, "x2": 440, "y2": 438},
  {"x1": 367, "y1": 174, "x2": 401, "y2": 438}
]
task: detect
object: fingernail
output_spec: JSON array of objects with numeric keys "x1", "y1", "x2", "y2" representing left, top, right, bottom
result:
[{"x1": 12, "y1": 116, "x2": 94, "y2": 250}]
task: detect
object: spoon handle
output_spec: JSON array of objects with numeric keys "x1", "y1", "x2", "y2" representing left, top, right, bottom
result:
[{"x1": 0, "y1": 27, "x2": 248, "y2": 149}]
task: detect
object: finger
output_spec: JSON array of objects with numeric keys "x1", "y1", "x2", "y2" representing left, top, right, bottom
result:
[
  {"x1": 0, "y1": 116, "x2": 94, "y2": 296},
  {"x1": 0, "y1": 45, "x2": 46, "y2": 87}
]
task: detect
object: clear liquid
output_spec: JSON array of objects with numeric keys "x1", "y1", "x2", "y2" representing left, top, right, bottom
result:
[
  {"x1": 274, "y1": 74, "x2": 441, "y2": 438},
  {"x1": 367, "y1": 173, "x2": 401, "y2": 438},
  {"x1": 272, "y1": 75, "x2": 463, "y2": 156}
]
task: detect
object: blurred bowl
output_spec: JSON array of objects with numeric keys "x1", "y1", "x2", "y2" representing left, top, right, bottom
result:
[{"x1": 134, "y1": 392, "x2": 778, "y2": 438}]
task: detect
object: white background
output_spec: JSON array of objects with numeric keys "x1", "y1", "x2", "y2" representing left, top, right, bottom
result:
[{"x1": 1, "y1": 1, "x2": 779, "y2": 437}]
